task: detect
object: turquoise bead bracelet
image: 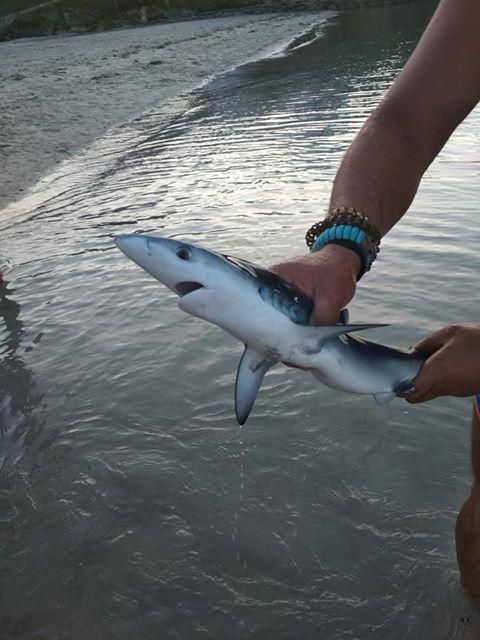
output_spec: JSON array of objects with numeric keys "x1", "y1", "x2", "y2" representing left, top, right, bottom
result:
[
  {"x1": 311, "y1": 224, "x2": 367, "y2": 250},
  {"x1": 306, "y1": 208, "x2": 381, "y2": 280},
  {"x1": 309, "y1": 222, "x2": 376, "y2": 280}
]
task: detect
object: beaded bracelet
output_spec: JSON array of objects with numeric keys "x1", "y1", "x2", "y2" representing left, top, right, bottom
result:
[
  {"x1": 305, "y1": 207, "x2": 381, "y2": 280},
  {"x1": 310, "y1": 224, "x2": 377, "y2": 279},
  {"x1": 305, "y1": 207, "x2": 381, "y2": 249}
]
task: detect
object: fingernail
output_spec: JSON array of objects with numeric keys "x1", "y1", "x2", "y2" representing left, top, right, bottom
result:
[{"x1": 396, "y1": 381, "x2": 417, "y2": 397}]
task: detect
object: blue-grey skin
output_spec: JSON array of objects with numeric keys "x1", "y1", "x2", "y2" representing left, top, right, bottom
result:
[
  {"x1": 309, "y1": 334, "x2": 424, "y2": 398},
  {"x1": 235, "y1": 258, "x2": 423, "y2": 392},
  {"x1": 115, "y1": 234, "x2": 425, "y2": 423}
]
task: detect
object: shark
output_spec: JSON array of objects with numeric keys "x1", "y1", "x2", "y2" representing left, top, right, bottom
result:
[{"x1": 115, "y1": 234, "x2": 424, "y2": 424}]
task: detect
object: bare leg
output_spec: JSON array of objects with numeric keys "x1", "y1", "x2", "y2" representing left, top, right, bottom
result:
[{"x1": 455, "y1": 399, "x2": 480, "y2": 602}]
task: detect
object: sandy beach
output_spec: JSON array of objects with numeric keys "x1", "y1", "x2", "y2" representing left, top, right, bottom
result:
[{"x1": 0, "y1": 11, "x2": 330, "y2": 212}]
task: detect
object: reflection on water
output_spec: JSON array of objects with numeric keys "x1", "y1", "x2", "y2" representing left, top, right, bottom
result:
[
  {"x1": 0, "y1": 276, "x2": 47, "y2": 638},
  {"x1": 0, "y1": 278, "x2": 43, "y2": 470},
  {"x1": 1, "y1": 3, "x2": 480, "y2": 638}
]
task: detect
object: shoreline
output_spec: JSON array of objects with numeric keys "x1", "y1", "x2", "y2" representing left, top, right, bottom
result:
[{"x1": 0, "y1": 12, "x2": 332, "y2": 213}]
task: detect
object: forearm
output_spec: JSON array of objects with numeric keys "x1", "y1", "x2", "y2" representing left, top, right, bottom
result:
[
  {"x1": 329, "y1": 108, "x2": 432, "y2": 237},
  {"x1": 272, "y1": 0, "x2": 480, "y2": 323},
  {"x1": 330, "y1": 0, "x2": 480, "y2": 238}
]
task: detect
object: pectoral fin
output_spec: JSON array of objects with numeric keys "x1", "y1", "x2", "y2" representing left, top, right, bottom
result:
[
  {"x1": 235, "y1": 346, "x2": 277, "y2": 425},
  {"x1": 310, "y1": 322, "x2": 388, "y2": 338},
  {"x1": 300, "y1": 323, "x2": 388, "y2": 354}
]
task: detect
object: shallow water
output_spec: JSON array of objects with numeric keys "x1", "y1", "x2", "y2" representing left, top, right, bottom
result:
[
  {"x1": 2, "y1": 3, "x2": 480, "y2": 638},
  {"x1": 0, "y1": 11, "x2": 327, "y2": 208}
]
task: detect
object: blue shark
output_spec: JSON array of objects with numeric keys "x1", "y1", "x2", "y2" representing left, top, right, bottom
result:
[{"x1": 115, "y1": 234, "x2": 424, "y2": 424}]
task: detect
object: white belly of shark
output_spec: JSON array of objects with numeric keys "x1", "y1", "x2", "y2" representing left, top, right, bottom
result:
[{"x1": 115, "y1": 234, "x2": 424, "y2": 424}]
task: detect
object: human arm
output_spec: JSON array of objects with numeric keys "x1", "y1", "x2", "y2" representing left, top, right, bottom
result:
[{"x1": 272, "y1": 0, "x2": 480, "y2": 323}]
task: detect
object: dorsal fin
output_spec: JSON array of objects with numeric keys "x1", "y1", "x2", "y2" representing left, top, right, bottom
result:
[{"x1": 235, "y1": 346, "x2": 278, "y2": 425}]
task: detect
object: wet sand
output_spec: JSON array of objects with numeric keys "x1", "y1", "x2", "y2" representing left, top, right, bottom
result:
[{"x1": 0, "y1": 11, "x2": 330, "y2": 212}]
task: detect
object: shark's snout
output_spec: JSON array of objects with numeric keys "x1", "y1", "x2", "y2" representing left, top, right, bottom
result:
[
  {"x1": 115, "y1": 234, "x2": 206, "y2": 296},
  {"x1": 115, "y1": 234, "x2": 149, "y2": 261},
  {"x1": 115, "y1": 233, "x2": 174, "y2": 287}
]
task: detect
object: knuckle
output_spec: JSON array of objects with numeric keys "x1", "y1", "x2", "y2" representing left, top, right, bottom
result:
[{"x1": 446, "y1": 324, "x2": 461, "y2": 338}]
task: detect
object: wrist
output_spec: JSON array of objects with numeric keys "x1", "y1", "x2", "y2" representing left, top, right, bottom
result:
[{"x1": 314, "y1": 242, "x2": 362, "y2": 280}]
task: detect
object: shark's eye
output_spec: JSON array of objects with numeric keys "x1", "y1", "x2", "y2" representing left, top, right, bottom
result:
[{"x1": 176, "y1": 247, "x2": 191, "y2": 261}]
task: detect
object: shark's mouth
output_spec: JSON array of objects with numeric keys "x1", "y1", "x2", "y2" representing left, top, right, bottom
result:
[{"x1": 176, "y1": 281, "x2": 204, "y2": 297}]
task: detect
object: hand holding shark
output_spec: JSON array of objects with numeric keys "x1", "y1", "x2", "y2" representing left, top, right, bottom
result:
[
  {"x1": 270, "y1": 243, "x2": 360, "y2": 324},
  {"x1": 115, "y1": 235, "x2": 424, "y2": 424}
]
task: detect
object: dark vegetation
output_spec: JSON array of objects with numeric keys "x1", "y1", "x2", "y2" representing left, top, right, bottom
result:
[
  {"x1": 0, "y1": 0, "x2": 420, "y2": 41},
  {"x1": 0, "y1": 0, "x2": 262, "y2": 39}
]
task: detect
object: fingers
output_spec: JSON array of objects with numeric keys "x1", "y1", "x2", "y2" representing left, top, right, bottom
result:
[
  {"x1": 270, "y1": 247, "x2": 358, "y2": 325},
  {"x1": 403, "y1": 383, "x2": 438, "y2": 404},
  {"x1": 270, "y1": 263, "x2": 345, "y2": 323},
  {"x1": 401, "y1": 325, "x2": 462, "y2": 403},
  {"x1": 399, "y1": 349, "x2": 446, "y2": 403},
  {"x1": 414, "y1": 325, "x2": 457, "y2": 355}
]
